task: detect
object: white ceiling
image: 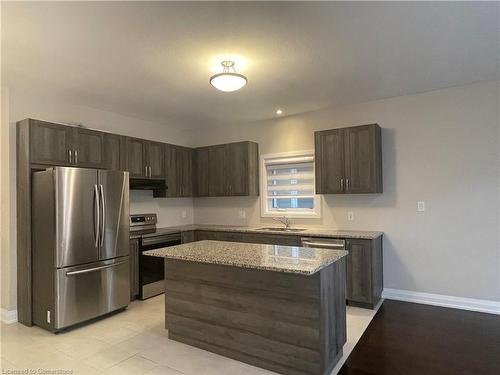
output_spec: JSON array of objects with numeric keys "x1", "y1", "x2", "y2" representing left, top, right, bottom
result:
[{"x1": 2, "y1": 2, "x2": 499, "y2": 129}]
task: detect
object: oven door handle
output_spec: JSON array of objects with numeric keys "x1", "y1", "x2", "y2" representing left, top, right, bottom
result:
[{"x1": 141, "y1": 234, "x2": 181, "y2": 247}]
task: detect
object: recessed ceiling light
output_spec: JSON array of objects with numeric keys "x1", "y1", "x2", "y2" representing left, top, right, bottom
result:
[
  {"x1": 276, "y1": 109, "x2": 283, "y2": 115},
  {"x1": 210, "y1": 61, "x2": 247, "y2": 92}
]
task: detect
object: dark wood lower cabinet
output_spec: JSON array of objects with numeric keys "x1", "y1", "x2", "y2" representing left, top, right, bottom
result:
[
  {"x1": 346, "y1": 237, "x2": 383, "y2": 309},
  {"x1": 129, "y1": 239, "x2": 139, "y2": 301},
  {"x1": 190, "y1": 230, "x2": 382, "y2": 309},
  {"x1": 181, "y1": 231, "x2": 195, "y2": 244}
]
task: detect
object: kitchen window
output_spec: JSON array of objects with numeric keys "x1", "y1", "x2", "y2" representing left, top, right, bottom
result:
[{"x1": 260, "y1": 151, "x2": 321, "y2": 218}]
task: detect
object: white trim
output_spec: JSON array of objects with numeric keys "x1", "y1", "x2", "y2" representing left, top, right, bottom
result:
[
  {"x1": 260, "y1": 150, "x2": 321, "y2": 219},
  {"x1": 1, "y1": 308, "x2": 18, "y2": 324},
  {"x1": 382, "y1": 288, "x2": 500, "y2": 315}
]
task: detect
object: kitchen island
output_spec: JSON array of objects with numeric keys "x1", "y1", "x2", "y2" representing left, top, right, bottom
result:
[{"x1": 145, "y1": 240, "x2": 348, "y2": 375}]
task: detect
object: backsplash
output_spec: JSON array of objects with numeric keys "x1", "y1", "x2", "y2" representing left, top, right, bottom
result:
[{"x1": 130, "y1": 190, "x2": 194, "y2": 227}]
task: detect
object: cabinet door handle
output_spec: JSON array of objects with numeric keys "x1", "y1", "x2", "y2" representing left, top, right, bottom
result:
[
  {"x1": 346, "y1": 178, "x2": 350, "y2": 192},
  {"x1": 340, "y1": 178, "x2": 344, "y2": 192},
  {"x1": 149, "y1": 166, "x2": 152, "y2": 177},
  {"x1": 68, "y1": 150, "x2": 72, "y2": 164},
  {"x1": 74, "y1": 150, "x2": 78, "y2": 164},
  {"x1": 145, "y1": 166, "x2": 148, "y2": 177}
]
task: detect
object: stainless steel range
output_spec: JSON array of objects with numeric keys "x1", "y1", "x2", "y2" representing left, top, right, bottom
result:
[{"x1": 130, "y1": 213, "x2": 181, "y2": 300}]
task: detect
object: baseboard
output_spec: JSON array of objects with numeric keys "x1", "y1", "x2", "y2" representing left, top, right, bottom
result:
[
  {"x1": 382, "y1": 288, "x2": 500, "y2": 315},
  {"x1": 1, "y1": 308, "x2": 18, "y2": 324}
]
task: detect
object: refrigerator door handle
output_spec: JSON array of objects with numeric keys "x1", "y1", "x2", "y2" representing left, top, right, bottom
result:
[
  {"x1": 94, "y1": 184, "x2": 100, "y2": 248},
  {"x1": 99, "y1": 184, "x2": 106, "y2": 247},
  {"x1": 65, "y1": 260, "x2": 128, "y2": 276}
]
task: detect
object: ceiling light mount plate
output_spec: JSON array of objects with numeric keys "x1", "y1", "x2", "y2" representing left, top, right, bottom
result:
[{"x1": 210, "y1": 60, "x2": 247, "y2": 92}]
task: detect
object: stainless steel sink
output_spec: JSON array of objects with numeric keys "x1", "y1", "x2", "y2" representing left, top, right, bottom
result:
[{"x1": 255, "y1": 227, "x2": 307, "y2": 232}]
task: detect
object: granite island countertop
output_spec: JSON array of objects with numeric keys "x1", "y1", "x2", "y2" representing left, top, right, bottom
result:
[
  {"x1": 145, "y1": 224, "x2": 383, "y2": 240},
  {"x1": 144, "y1": 240, "x2": 348, "y2": 275}
]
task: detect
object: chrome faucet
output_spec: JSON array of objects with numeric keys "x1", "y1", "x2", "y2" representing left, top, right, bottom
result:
[{"x1": 273, "y1": 216, "x2": 292, "y2": 229}]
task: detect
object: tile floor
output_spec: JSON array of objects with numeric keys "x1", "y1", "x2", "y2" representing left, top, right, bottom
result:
[{"x1": 1, "y1": 296, "x2": 378, "y2": 375}]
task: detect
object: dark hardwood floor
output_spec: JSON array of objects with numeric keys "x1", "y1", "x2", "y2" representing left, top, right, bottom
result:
[{"x1": 339, "y1": 300, "x2": 500, "y2": 375}]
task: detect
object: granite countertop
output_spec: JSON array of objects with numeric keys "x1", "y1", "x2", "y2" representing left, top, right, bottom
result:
[
  {"x1": 144, "y1": 240, "x2": 348, "y2": 275},
  {"x1": 151, "y1": 224, "x2": 383, "y2": 240}
]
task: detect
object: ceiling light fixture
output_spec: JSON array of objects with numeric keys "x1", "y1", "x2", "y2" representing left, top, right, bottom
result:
[
  {"x1": 210, "y1": 61, "x2": 247, "y2": 92},
  {"x1": 276, "y1": 109, "x2": 283, "y2": 115}
]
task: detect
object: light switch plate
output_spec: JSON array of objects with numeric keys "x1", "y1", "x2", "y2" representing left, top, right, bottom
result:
[
  {"x1": 347, "y1": 211, "x2": 354, "y2": 221},
  {"x1": 181, "y1": 210, "x2": 187, "y2": 219},
  {"x1": 417, "y1": 201, "x2": 425, "y2": 212},
  {"x1": 239, "y1": 209, "x2": 246, "y2": 219}
]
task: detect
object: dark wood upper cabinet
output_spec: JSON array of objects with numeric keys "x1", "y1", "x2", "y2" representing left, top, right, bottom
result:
[
  {"x1": 193, "y1": 141, "x2": 259, "y2": 197},
  {"x1": 345, "y1": 125, "x2": 382, "y2": 193},
  {"x1": 72, "y1": 128, "x2": 105, "y2": 168},
  {"x1": 147, "y1": 141, "x2": 165, "y2": 179},
  {"x1": 165, "y1": 144, "x2": 193, "y2": 197},
  {"x1": 102, "y1": 134, "x2": 122, "y2": 170},
  {"x1": 125, "y1": 138, "x2": 164, "y2": 179},
  {"x1": 315, "y1": 124, "x2": 382, "y2": 194},
  {"x1": 178, "y1": 147, "x2": 193, "y2": 197},
  {"x1": 208, "y1": 144, "x2": 226, "y2": 196},
  {"x1": 315, "y1": 128, "x2": 345, "y2": 194},
  {"x1": 126, "y1": 137, "x2": 148, "y2": 178},
  {"x1": 194, "y1": 147, "x2": 210, "y2": 197},
  {"x1": 30, "y1": 120, "x2": 73, "y2": 166},
  {"x1": 30, "y1": 120, "x2": 122, "y2": 170},
  {"x1": 225, "y1": 141, "x2": 259, "y2": 196}
]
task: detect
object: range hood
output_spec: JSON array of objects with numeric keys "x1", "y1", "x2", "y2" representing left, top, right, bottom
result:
[{"x1": 130, "y1": 178, "x2": 168, "y2": 198}]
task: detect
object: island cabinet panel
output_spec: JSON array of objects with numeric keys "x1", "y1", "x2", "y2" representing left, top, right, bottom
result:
[
  {"x1": 315, "y1": 124, "x2": 382, "y2": 194},
  {"x1": 164, "y1": 259, "x2": 346, "y2": 375}
]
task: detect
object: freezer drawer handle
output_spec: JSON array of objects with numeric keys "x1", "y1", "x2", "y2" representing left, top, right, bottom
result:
[
  {"x1": 65, "y1": 260, "x2": 128, "y2": 276},
  {"x1": 302, "y1": 241, "x2": 345, "y2": 249}
]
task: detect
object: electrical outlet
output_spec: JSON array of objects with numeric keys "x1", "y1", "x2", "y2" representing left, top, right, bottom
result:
[
  {"x1": 417, "y1": 201, "x2": 425, "y2": 212},
  {"x1": 239, "y1": 209, "x2": 246, "y2": 219},
  {"x1": 181, "y1": 210, "x2": 187, "y2": 219},
  {"x1": 347, "y1": 211, "x2": 354, "y2": 221}
]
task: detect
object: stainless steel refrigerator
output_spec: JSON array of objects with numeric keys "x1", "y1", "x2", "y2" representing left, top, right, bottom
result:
[{"x1": 32, "y1": 167, "x2": 130, "y2": 331}]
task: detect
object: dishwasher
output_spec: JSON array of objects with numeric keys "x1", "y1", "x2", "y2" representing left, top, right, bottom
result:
[{"x1": 300, "y1": 237, "x2": 346, "y2": 250}]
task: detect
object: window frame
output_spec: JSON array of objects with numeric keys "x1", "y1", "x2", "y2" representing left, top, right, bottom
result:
[{"x1": 260, "y1": 150, "x2": 321, "y2": 219}]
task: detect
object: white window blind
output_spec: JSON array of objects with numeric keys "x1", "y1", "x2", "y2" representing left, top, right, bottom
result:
[{"x1": 261, "y1": 153, "x2": 320, "y2": 217}]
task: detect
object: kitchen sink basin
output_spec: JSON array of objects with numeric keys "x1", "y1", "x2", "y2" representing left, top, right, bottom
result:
[{"x1": 255, "y1": 227, "x2": 307, "y2": 232}]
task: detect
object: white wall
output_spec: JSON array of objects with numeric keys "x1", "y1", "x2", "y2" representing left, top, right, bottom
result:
[
  {"x1": 191, "y1": 81, "x2": 500, "y2": 302},
  {"x1": 0, "y1": 89, "x2": 195, "y2": 312},
  {"x1": 2, "y1": 81, "x2": 499, "y2": 314}
]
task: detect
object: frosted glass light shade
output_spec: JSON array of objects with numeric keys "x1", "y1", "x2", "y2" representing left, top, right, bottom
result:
[{"x1": 210, "y1": 73, "x2": 247, "y2": 92}]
